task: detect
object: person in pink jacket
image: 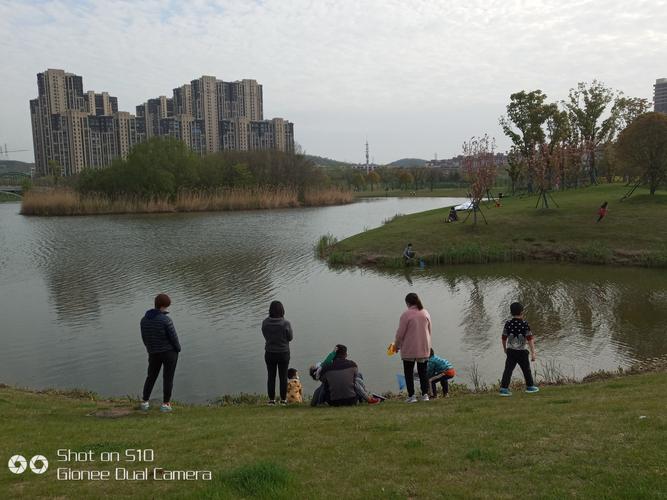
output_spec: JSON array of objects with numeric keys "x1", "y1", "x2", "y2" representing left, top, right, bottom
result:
[{"x1": 394, "y1": 292, "x2": 432, "y2": 403}]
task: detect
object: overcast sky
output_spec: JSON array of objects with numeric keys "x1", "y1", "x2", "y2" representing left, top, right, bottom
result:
[{"x1": 1, "y1": 0, "x2": 665, "y2": 164}]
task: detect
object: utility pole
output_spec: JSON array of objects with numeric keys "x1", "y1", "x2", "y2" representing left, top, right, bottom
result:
[{"x1": 365, "y1": 139, "x2": 370, "y2": 174}]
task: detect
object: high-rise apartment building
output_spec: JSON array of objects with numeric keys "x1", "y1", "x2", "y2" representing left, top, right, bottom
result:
[
  {"x1": 137, "y1": 73, "x2": 292, "y2": 155},
  {"x1": 655, "y1": 78, "x2": 667, "y2": 113},
  {"x1": 31, "y1": 69, "x2": 295, "y2": 176},
  {"x1": 30, "y1": 69, "x2": 137, "y2": 176}
]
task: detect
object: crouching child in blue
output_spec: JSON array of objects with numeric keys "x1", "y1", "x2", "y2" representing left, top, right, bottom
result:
[
  {"x1": 499, "y1": 302, "x2": 538, "y2": 396},
  {"x1": 427, "y1": 349, "x2": 456, "y2": 397}
]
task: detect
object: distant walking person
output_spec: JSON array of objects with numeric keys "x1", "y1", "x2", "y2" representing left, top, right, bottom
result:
[
  {"x1": 499, "y1": 302, "x2": 539, "y2": 396},
  {"x1": 140, "y1": 293, "x2": 181, "y2": 412},
  {"x1": 394, "y1": 293, "x2": 432, "y2": 403},
  {"x1": 597, "y1": 201, "x2": 608, "y2": 223},
  {"x1": 262, "y1": 300, "x2": 293, "y2": 405}
]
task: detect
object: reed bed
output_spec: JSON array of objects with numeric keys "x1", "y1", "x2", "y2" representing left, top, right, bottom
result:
[
  {"x1": 20, "y1": 189, "x2": 173, "y2": 216},
  {"x1": 174, "y1": 187, "x2": 300, "y2": 212},
  {"x1": 302, "y1": 187, "x2": 353, "y2": 206},
  {"x1": 21, "y1": 186, "x2": 352, "y2": 216}
]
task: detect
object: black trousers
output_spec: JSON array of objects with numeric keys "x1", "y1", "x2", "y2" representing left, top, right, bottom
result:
[
  {"x1": 265, "y1": 351, "x2": 290, "y2": 401},
  {"x1": 143, "y1": 351, "x2": 179, "y2": 403},
  {"x1": 500, "y1": 349, "x2": 534, "y2": 389},
  {"x1": 403, "y1": 359, "x2": 429, "y2": 396}
]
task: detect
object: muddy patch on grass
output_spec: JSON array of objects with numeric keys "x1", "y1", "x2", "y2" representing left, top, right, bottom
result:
[{"x1": 87, "y1": 407, "x2": 137, "y2": 418}]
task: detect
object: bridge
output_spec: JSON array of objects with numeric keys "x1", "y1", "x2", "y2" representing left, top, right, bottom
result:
[
  {"x1": 0, "y1": 172, "x2": 30, "y2": 198},
  {"x1": 0, "y1": 186, "x2": 23, "y2": 199}
]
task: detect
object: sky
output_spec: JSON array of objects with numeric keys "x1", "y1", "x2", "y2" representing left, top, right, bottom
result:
[{"x1": 1, "y1": 0, "x2": 666, "y2": 164}]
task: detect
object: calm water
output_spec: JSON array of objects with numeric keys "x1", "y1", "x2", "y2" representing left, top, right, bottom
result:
[{"x1": 1, "y1": 199, "x2": 666, "y2": 402}]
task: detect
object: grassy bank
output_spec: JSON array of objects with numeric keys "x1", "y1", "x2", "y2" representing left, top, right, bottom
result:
[
  {"x1": 325, "y1": 184, "x2": 667, "y2": 268},
  {"x1": 353, "y1": 187, "x2": 468, "y2": 198},
  {"x1": 1, "y1": 372, "x2": 665, "y2": 498},
  {"x1": 20, "y1": 186, "x2": 352, "y2": 216}
]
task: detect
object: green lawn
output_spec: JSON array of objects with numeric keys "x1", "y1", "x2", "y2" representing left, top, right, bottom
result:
[
  {"x1": 331, "y1": 184, "x2": 667, "y2": 267},
  {"x1": 1, "y1": 373, "x2": 666, "y2": 498}
]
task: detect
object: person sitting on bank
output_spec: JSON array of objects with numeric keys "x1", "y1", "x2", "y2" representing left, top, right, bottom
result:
[
  {"x1": 312, "y1": 345, "x2": 381, "y2": 406},
  {"x1": 446, "y1": 207, "x2": 458, "y2": 223},
  {"x1": 403, "y1": 243, "x2": 416, "y2": 264},
  {"x1": 140, "y1": 293, "x2": 181, "y2": 413}
]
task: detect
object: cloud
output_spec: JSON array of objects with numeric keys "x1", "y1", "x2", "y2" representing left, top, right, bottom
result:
[{"x1": 1, "y1": 0, "x2": 665, "y2": 163}]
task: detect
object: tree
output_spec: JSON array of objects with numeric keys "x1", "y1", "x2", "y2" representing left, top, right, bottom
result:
[
  {"x1": 616, "y1": 112, "x2": 667, "y2": 195},
  {"x1": 48, "y1": 160, "x2": 62, "y2": 186},
  {"x1": 505, "y1": 146, "x2": 524, "y2": 195},
  {"x1": 462, "y1": 135, "x2": 497, "y2": 225},
  {"x1": 230, "y1": 163, "x2": 255, "y2": 187},
  {"x1": 20, "y1": 178, "x2": 33, "y2": 193},
  {"x1": 612, "y1": 96, "x2": 652, "y2": 133},
  {"x1": 564, "y1": 80, "x2": 618, "y2": 185},
  {"x1": 598, "y1": 142, "x2": 619, "y2": 184},
  {"x1": 366, "y1": 171, "x2": 381, "y2": 191},
  {"x1": 351, "y1": 172, "x2": 366, "y2": 191},
  {"x1": 397, "y1": 171, "x2": 414, "y2": 190},
  {"x1": 500, "y1": 90, "x2": 559, "y2": 192},
  {"x1": 427, "y1": 167, "x2": 441, "y2": 191}
]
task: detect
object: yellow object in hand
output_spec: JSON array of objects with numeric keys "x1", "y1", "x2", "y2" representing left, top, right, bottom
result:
[{"x1": 387, "y1": 342, "x2": 397, "y2": 356}]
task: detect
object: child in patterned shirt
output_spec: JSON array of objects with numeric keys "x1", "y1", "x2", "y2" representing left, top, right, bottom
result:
[
  {"x1": 286, "y1": 368, "x2": 303, "y2": 403},
  {"x1": 499, "y1": 302, "x2": 539, "y2": 396}
]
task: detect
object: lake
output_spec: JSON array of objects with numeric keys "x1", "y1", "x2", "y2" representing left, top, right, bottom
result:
[{"x1": 1, "y1": 198, "x2": 666, "y2": 402}]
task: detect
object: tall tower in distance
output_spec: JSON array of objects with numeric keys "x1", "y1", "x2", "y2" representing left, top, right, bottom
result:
[
  {"x1": 365, "y1": 139, "x2": 370, "y2": 174},
  {"x1": 654, "y1": 78, "x2": 667, "y2": 113}
]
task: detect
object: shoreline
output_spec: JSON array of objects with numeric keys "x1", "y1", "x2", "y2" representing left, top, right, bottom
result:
[
  {"x1": 324, "y1": 242, "x2": 667, "y2": 269},
  {"x1": 3, "y1": 357, "x2": 664, "y2": 407}
]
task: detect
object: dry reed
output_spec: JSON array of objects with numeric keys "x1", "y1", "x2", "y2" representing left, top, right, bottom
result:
[
  {"x1": 302, "y1": 187, "x2": 353, "y2": 206},
  {"x1": 21, "y1": 186, "x2": 351, "y2": 216}
]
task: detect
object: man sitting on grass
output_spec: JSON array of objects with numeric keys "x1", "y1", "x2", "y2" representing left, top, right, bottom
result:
[{"x1": 312, "y1": 345, "x2": 381, "y2": 406}]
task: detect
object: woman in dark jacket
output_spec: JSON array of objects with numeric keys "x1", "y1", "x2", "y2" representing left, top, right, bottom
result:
[
  {"x1": 140, "y1": 293, "x2": 181, "y2": 412},
  {"x1": 261, "y1": 300, "x2": 293, "y2": 405}
]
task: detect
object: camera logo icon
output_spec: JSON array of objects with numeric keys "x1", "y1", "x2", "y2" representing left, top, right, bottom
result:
[
  {"x1": 8, "y1": 454, "x2": 48, "y2": 475},
  {"x1": 29, "y1": 455, "x2": 49, "y2": 474},
  {"x1": 8, "y1": 455, "x2": 27, "y2": 474}
]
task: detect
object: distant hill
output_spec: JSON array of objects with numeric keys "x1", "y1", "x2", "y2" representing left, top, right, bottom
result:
[
  {"x1": 0, "y1": 160, "x2": 33, "y2": 175},
  {"x1": 387, "y1": 158, "x2": 428, "y2": 168},
  {"x1": 305, "y1": 154, "x2": 356, "y2": 168}
]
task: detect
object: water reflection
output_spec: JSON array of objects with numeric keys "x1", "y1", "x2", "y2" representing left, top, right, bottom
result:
[
  {"x1": 394, "y1": 264, "x2": 667, "y2": 366},
  {"x1": 1, "y1": 198, "x2": 666, "y2": 402}
]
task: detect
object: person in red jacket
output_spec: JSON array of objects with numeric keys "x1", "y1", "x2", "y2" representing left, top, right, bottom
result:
[{"x1": 597, "y1": 201, "x2": 608, "y2": 223}]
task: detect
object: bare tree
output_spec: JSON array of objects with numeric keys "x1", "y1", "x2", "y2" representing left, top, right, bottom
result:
[{"x1": 462, "y1": 135, "x2": 497, "y2": 225}]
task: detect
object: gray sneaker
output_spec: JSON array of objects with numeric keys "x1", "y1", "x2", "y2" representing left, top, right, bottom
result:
[
  {"x1": 140, "y1": 401, "x2": 150, "y2": 411},
  {"x1": 421, "y1": 394, "x2": 430, "y2": 401},
  {"x1": 405, "y1": 395, "x2": 418, "y2": 404}
]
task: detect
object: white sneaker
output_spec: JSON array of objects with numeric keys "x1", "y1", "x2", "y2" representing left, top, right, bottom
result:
[
  {"x1": 405, "y1": 395, "x2": 418, "y2": 403},
  {"x1": 159, "y1": 403, "x2": 173, "y2": 413},
  {"x1": 140, "y1": 401, "x2": 150, "y2": 411},
  {"x1": 421, "y1": 394, "x2": 430, "y2": 401}
]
